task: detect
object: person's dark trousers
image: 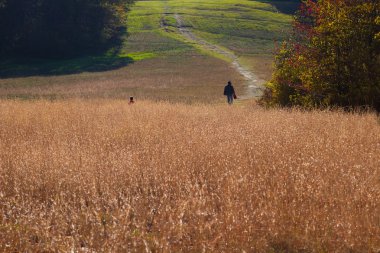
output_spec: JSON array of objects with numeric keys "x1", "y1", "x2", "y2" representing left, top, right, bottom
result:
[{"x1": 227, "y1": 95, "x2": 234, "y2": 104}]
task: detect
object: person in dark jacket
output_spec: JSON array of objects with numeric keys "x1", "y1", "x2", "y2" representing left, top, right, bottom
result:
[{"x1": 223, "y1": 81, "x2": 236, "y2": 104}]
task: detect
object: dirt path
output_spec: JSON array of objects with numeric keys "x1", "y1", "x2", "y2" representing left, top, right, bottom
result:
[{"x1": 174, "y1": 14, "x2": 264, "y2": 99}]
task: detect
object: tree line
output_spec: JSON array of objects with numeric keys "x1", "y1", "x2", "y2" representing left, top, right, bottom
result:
[
  {"x1": 0, "y1": 0, "x2": 134, "y2": 58},
  {"x1": 263, "y1": 0, "x2": 380, "y2": 111}
]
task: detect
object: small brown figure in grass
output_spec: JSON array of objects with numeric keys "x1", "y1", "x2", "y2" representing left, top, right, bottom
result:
[{"x1": 129, "y1": 96, "x2": 135, "y2": 105}]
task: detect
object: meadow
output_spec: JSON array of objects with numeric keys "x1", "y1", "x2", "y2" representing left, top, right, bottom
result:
[
  {"x1": 0, "y1": 100, "x2": 379, "y2": 252},
  {"x1": 2, "y1": 1, "x2": 377, "y2": 252},
  {"x1": 164, "y1": 0, "x2": 292, "y2": 55},
  {"x1": 0, "y1": 56, "x2": 244, "y2": 103}
]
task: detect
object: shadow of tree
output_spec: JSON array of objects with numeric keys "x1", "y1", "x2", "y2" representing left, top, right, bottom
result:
[
  {"x1": 258, "y1": 0, "x2": 301, "y2": 15},
  {"x1": 0, "y1": 54, "x2": 134, "y2": 78}
]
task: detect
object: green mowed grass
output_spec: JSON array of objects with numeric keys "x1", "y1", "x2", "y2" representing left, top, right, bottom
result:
[
  {"x1": 122, "y1": 31, "x2": 192, "y2": 56},
  {"x1": 124, "y1": 0, "x2": 293, "y2": 58},
  {"x1": 122, "y1": 0, "x2": 193, "y2": 57},
  {"x1": 126, "y1": 0, "x2": 165, "y2": 33},
  {"x1": 159, "y1": 0, "x2": 293, "y2": 77},
  {"x1": 165, "y1": 0, "x2": 292, "y2": 55},
  {"x1": 122, "y1": 0, "x2": 295, "y2": 88}
]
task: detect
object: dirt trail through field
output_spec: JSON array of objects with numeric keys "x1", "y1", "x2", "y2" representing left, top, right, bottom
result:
[{"x1": 174, "y1": 14, "x2": 264, "y2": 99}]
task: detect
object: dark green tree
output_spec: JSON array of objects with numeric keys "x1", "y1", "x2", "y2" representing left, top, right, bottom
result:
[{"x1": 0, "y1": 0, "x2": 133, "y2": 58}]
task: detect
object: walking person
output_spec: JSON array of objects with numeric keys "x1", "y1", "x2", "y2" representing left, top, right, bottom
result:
[{"x1": 224, "y1": 81, "x2": 236, "y2": 105}]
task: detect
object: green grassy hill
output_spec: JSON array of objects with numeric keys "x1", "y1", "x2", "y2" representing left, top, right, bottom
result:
[
  {"x1": 0, "y1": 0, "x2": 296, "y2": 102},
  {"x1": 124, "y1": 0, "x2": 292, "y2": 61}
]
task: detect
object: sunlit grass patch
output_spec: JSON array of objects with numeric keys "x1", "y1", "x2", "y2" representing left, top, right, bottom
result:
[
  {"x1": 120, "y1": 52, "x2": 156, "y2": 61},
  {"x1": 126, "y1": 0, "x2": 166, "y2": 33}
]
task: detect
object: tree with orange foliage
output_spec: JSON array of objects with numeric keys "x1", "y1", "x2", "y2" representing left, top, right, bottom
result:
[{"x1": 264, "y1": 0, "x2": 380, "y2": 111}]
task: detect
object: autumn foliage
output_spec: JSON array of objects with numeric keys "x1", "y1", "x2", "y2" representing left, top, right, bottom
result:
[{"x1": 264, "y1": 0, "x2": 380, "y2": 111}]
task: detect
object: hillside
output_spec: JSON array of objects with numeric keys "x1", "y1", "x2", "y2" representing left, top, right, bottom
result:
[{"x1": 0, "y1": 0, "x2": 294, "y2": 103}]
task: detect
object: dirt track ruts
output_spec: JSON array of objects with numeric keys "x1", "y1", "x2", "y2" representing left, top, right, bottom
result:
[{"x1": 173, "y1": 14, "x2": 264, "y2": 99}]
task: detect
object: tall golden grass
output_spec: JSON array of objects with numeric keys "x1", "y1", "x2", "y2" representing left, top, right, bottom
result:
[{"x1": 0, "y1": 100, "x2": 379, "y2": 252}]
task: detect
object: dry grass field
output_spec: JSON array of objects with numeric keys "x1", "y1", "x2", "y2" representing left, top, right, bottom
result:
[{"x1": 1, "y1": 100, "x2": 379, "y2": 252}]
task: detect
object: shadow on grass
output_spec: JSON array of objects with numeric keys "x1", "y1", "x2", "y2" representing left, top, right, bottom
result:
[
  {"x1": 258, "y1": 0, "x2": 301, "y2": 15},
  {"x1": 0, "y1": 54, "x2": 134, "y2": 78}
]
